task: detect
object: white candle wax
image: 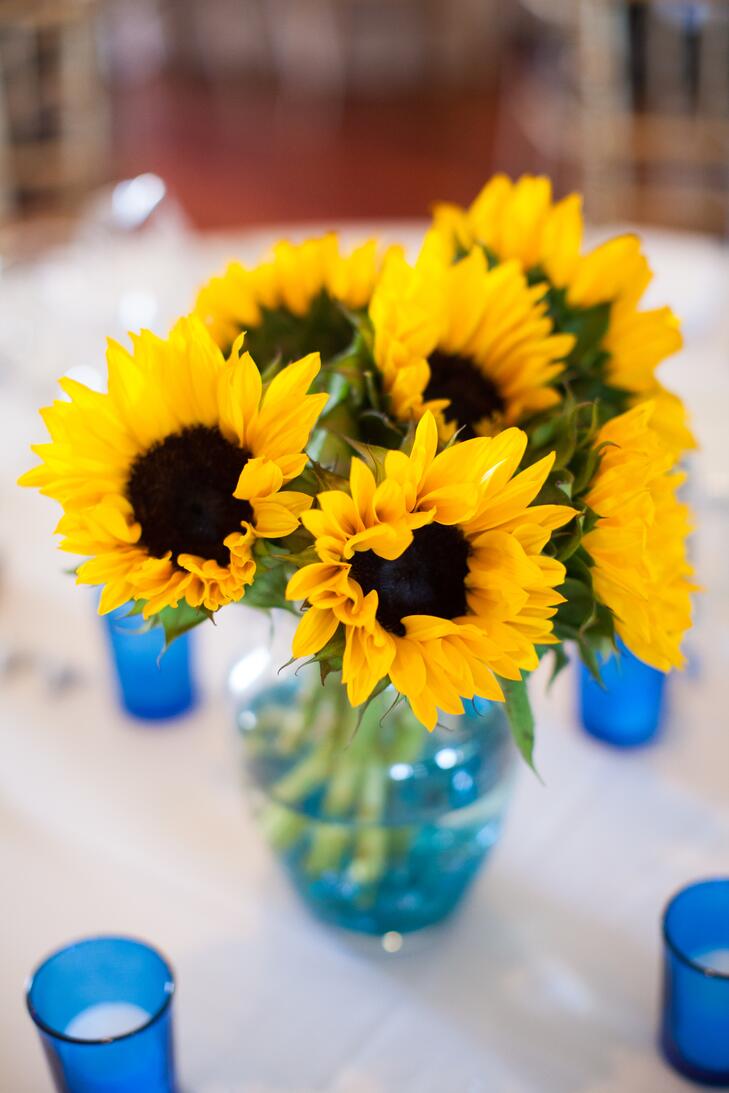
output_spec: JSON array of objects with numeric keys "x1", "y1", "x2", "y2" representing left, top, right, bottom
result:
[
  {"x1": 695, "y1": 948, "x2": 729, "y2": 975},
  {"x1": 65, "y1": 1001, "x2": 151, "y2": 1040}
]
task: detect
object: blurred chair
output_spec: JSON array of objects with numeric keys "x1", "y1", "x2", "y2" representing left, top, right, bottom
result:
[
  {"x1": 259, "y1": 0, "x2": 511, "y2": 95},
  {"x1": 576, "y1": 0, "x2": 729, "y2": 231},
  {"x1": 513, "y1": 0, "x2": 729, "y2": 233},
  {"x1": 0, "y1": 0, "x2": 110, "y2": 221}
]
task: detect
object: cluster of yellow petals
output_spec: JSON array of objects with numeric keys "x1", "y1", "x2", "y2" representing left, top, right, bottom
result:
[
  {"x1": 583, "y1": 402, "x2": 695, "y2": 671},
  {"x1": 432, "y1": 174, "x2": 695, "y2": 456},
  {"x1": 194, "y1": 233, "x2": 382, "y2": 350},
  {"x1": 20, "y1": 317, "x2": 327, "y2": 617},
  {"x1": 287, "y1": 412, "x2": 576, "y2": 729},
  {"x1": 369, "y1": 233, "x2": 574, "y2": 441}
]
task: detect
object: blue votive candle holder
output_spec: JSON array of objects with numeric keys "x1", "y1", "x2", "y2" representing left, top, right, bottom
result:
[
  {"x1": 26, "y1": 935, "x2": 177, "y2": 1093},
  {"x1": 578, "y1": 638, "x2": 667, "y2": 746},
  {"x1": 103, "y1": 603, "x2": 196, "y2": 720},
  {"x1": 661, "y1": 879, "x2": 729, "y2": 1085}
]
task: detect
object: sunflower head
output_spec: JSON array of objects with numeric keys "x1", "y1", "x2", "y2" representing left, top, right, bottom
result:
[
  {"x1": 368, "y1": 234, "x2": 574, "y2": 444},
  {"x1": 20, "y1": 316, "x2": 328, "y2": 620},
  {"x1": 433, "y1": 173, "x2": 586, "y2": 286},
  {"x1": 431, "y1": 174, "x2": 695, "y2": 457},
  {"x1": 194, "y1": 233, "x2": 382, "y2": 364},
  {"x1": 286, "y1": 411, "x2": 576, "y2": 732},
  {"x1": 579, "y1": 402, "x2": 695, "y2": 671}
]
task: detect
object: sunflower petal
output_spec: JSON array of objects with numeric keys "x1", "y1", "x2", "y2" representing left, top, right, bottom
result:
[{"x1": 292, "y1": 608, "x2": 339, "y2": 658}]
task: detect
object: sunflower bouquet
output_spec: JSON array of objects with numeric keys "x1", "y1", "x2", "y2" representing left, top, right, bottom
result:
[{"x1": 21, "y1": 176, "x2": 696, "y2": 922}]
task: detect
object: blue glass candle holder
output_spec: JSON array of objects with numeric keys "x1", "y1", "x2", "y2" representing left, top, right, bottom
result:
[
  {"x1": 661, "y1": 879, "x2": 729, "y2": 1085},
  {"x1": 26, "y1": 935, "x2": 177, "y2": 1093},
  {"x1": 103, "y1": 603, "x2": 196, "y2": 720},
  {"x1": 578, "y1": 639, "x2": 667, "y2": 746}
]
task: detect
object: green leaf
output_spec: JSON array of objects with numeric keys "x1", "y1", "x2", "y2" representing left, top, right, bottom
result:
[
  {"x1": 311, "y1": 631, "x2": 345, "y2": 664},
  {"x1": 362, "y1": 369, "x2": 383, "y2": 414},
  {"x1": 277, "y1": 544, "x2": 319, "y2": 569},
  {"x1": 576, "y1": 633, "x2": 604, "y2": 684},
  {"x1": 570, "y1": 446, "x2": 601, "y2": 497},
  {"x1": 535, "y1": 476, "x2": 574, "y2": 506},
  {"x1": 308, "y1": 428, "x2": 358, "y2": 476},
  {"x1": 319, "y1": 661, "x2": 341, "y2": 685},
  {"x1": 316, "y1": 366, "x2": 350, "y2": 406},
  {"x1": 547, "y1": 645, "x2": 571, "y2": 686},
  {"x1": 555, "y1": 577, "x2": 594, "y2": 629},
  {"x1": 352, "y1": 311, "x2": 375, "y2": 354},
  {"x1": 271, "y1": 526, "x2": 315, "y2": 559},
  {"x1": 568, "y1": 305, "x2": 611, "y2": 369},
  {"x1": 501, "y1": 676, "x2": 539, "y2": 776},
  {"x1": 553, "y1": 519, "x2": 584, "y2": 563},
  {"x1": 259, "y1": 355, "x2": 283, "y2": 383},
  {"x1": 348, "y1": 676, "x2": 392, "y2": 738},
  {"x1": 546, "y1": 287, "x2": 611, "y2": 370},
  {"x1": 345, "y1": 438, "x2": 391, "y2": 481},
  {"x1": 155, "y1": 602, "x2": 214, "y2": 647},
  {"x1": 244, "y1": 291, "x2": 358, "y2": 369},
  {"x1": 359, "y1": 408, "x2": 405, "y2": 449},
  {"x1": 319, "y1": 400, "x2": 359, "y2": 437},
  {"x1": 528, "y1": 419, "x2": 558, "y2": 451},
  {"x1": 297, "y1": 460, "x2": 349, "y2": 494},
  {"x1": 298, "y1": 629, "x2": 346, "y2": 683},
  {"x1": 243, "y1": 562, "x2": 293, "y2": 612},
  {"x1": 569, "y1": 549, "x2": 596, "y2": 587}
]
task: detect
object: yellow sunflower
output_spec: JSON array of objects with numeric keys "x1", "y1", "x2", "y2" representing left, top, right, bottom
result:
[
  {"x1": 582, "y1": 402, "x2": 694, "y2": 671},
  {"x1": 369, "y1": 235, "x2": 575, "y2": 443},
  {"x1": 432, "y1": 174, "x2": 695, "y2": 455},
  {"x1": 20, "y1": 316, "x2": 328, "y2": 617},
  {"x1": 194, "y1": 232, "x2": 382, "y2": 361},
  {"x1": 286, "y1": 411, "x2": 576, "y2": 729}
]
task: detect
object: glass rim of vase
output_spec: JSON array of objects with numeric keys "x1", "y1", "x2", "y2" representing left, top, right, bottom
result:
[
  {"x1": 662, "y1": 877, "x2": 729, "y2": 981},
  {"x1": 25, "y1": 934, "x2": 176, "y2": 1046}
]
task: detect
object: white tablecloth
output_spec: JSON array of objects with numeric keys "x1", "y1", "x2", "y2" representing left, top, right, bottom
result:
[{"x1": 1, "y1": 218, "x2": 728, "y2": 1092}]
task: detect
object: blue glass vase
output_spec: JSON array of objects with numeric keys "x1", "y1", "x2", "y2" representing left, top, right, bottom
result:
[
  {"x1": 661, "y1": 879, "x2": 729, "y2": 1085},
  {"x1": 579, "y1": 639, "x2": 667, "y2": 747},
  {"x1": 26, "y1": 936, "x2": 176, "y2": 1093},
  {"x1": 236, "y1": 664, "x2": 515, "y2": 942},
  {"x1": 103, "y1": 604, "x2": 196, "y2": 720}
]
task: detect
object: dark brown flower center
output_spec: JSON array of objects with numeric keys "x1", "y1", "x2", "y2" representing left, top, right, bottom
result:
[
  {"x1": 127, "y1": 426, "x2": 253, "y2": 567},
  {"x1": 349, "y1": 522, "x2": 470, "y2": 637},
  {"x1": 424, "y1": 351, "x2": 505, "y2": 440}
]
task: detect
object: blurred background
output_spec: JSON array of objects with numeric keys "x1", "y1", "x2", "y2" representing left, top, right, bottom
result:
[{"x1": 1, "y1": 0, "x2": 728, "y2": 238}]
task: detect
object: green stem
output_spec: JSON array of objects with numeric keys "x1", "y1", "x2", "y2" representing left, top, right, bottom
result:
[
  {"x1": 272, "y1": 741, "x2": 335, "y2": 805},
  {"x1": 300, "y1": 682, "x2": 362, "y2": 874},
  {"x1": 304, "y1": 823, "x2": 350, "y2": 875},
  {"x1": 347, "y1": 760, "x2": 390, "y2": 888},
  {"x1": 357, "y1": 760, "x2": 388, "y2": 824},
  {"x1": 258, "y1": 800, "x2": 307, "y2": 851},
  {"x1": 259, "y1": 672, "x2": 430, "y2": 887},
  {"x1": 349, "y1": 826, "x2": 390, "y2": 889},
  {"x1": 322, "y1": 749, "x2": 363, "y2": 816}
]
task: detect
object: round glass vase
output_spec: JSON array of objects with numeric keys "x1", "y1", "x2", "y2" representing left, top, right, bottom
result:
[{"x1": 236, "y1": 663, "x2": 515, "y2": 941}]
